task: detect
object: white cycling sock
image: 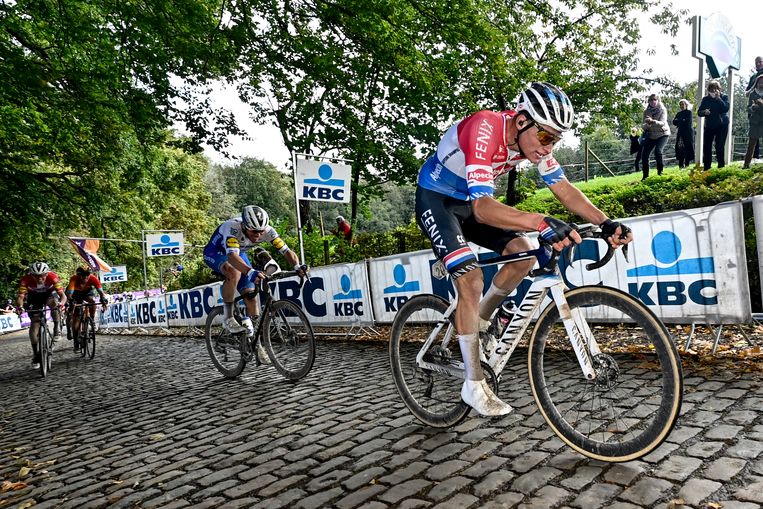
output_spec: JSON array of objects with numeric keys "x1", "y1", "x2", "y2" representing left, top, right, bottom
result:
[
  {"x1": 223, "y1": 302, "x2": 233, "y2": 320},
  {"x1": 479, "y1": 282, "x2": 512, "y2": 322},
  {"x1": 458, "y1": 333, "x2": 482, "y2": 381}
]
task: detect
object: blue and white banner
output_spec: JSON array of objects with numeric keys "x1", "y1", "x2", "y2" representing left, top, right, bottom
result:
[
  {"x1": 102, "y1": 265, "x2": 128, "y2": 284},
  {"x1": 98, "y1": 301, "x2": 129, "y2": 329},
  {"x1": 295, "y1": 158, "x2": 351, "y2": 204},
  {"x1": 146, "y1": 232, "x2": 184, "y2": 257},
  {"x1": 269, "y1": 262, "x2": 374, "y2": 326},
  {"x1": 165, "y1": 282, "x2": 223, "y2": 327},
  {"x1": 129, "y1": 295, "x2": 168, "y2": 327},
  {"x1": 99, "y1": 201, "x2": 753, "y2": 330},
  {"x1": 0, "y1": 313, "x2": 22, "y2": 334}
]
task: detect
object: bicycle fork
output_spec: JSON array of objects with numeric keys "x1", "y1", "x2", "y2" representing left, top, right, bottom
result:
[{"x1": 549, "y1": 285, "x2": 599, "y2": 380}]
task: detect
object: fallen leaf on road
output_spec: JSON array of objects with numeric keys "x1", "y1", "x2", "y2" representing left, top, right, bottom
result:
[
  {"x1": 18, "y1": 467, "x2": 30, "y2": 478},
  {"x1": 17, "y1": 501, "x2": 35, "y2": 509},
  {"x1": 667, "y1": 498, "x2": 685, "y2": 508},
  {"x1": 148, "y1": 433, "x2": 165, "y2": 441},
  {"x1": 0, "y1": 481, "x2": 28, "y2": 492}
]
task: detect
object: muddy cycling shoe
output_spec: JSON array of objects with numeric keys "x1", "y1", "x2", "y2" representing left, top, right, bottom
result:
[
  {"x1": 461, "y1": 379, "x2": 513, "y2": 416},
  {"x1": 257, "y1": 341, "x2": 271, "y2": 365},
  {"x1": 223, "y1": 317, "x2": 247, "y2": 334}
]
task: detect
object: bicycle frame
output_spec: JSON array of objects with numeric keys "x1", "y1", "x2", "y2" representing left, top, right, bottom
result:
[{"x1": 416, "y1": 246, "x2": 601, "y2": 382}]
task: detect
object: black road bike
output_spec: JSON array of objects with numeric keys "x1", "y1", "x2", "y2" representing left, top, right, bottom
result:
[
  {"x1": 25, "y1": 306, "x2": 53, "y2": 377},
  {"x1": 204, "y1": 270, "x2": 316, "y2": 380},
  {"x1": 70, "y1": 302, "x2": 100, "y2": 359}
]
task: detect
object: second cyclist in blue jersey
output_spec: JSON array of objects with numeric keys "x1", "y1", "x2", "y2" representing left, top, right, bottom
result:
[
  {"x1": 416, "y1": 82, "x2": 633, "y2": 416},
  {"x1": 204, "y1": 205, "x2": 308, "y2": 347}
]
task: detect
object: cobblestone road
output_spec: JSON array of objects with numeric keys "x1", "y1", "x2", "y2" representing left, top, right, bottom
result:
[{"x1": 1, "y1": 330, "x2": 762, "y2": 509}]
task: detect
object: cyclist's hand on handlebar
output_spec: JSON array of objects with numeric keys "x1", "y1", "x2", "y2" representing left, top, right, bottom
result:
[
  {"x1": 294, "y1": 264, "x2": 309, "y2": 278},
  {"x1": 599, "y1": 219, "x2": 633, "y2": 248},
  {"x1": 537, "y1": 216, "x2": 581, "y2": 251},
  {"x1": 246, "y1": 268, "x2": 263, "y2": 284}
]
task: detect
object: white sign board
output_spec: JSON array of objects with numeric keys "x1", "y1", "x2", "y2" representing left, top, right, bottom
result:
[
  {"x1": 102, "y1": 265, "x2": 128, "y2": 284},
  {"x1": 0, "y1": 313, "x2": 22, "y2": 334},
  {"x1": 145, "y1": 232, "x2": 184, "y2": 257},
  {"x1": 295, "y1": 158, "x2": 351, "y2": 203}
]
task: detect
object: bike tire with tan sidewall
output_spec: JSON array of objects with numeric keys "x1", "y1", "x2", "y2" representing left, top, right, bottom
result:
[{"x1": 528, "y1": 285, "x2": 683, "y2": 462}]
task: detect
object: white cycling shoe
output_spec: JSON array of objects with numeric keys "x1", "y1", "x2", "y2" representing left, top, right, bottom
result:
[
  {"x1": 461, "y1": 379, "x2": 513, "y2": 417},
  {"x1": 257, "y1": 341, "x2": 272, "y2": 365},
  {"x1": 223, "y1": 317, "x2": 247, "y2": 334}
]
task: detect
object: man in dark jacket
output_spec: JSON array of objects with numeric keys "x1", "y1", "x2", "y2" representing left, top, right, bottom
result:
[{"x1": 697, "y1": 80, "x2": 730, "y2": 170}]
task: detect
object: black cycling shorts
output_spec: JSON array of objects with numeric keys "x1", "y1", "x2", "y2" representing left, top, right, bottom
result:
[
  {"x1": 26, "y1": 292, "x2": 55, "y2": 309},
  {"x1": 415, "y1": 186, "x2": 523, "y2": 279}
]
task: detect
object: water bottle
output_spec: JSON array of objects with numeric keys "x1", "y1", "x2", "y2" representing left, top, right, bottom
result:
[{"x1": 497, "y1": 300, "x2": 516, "y2": 331}]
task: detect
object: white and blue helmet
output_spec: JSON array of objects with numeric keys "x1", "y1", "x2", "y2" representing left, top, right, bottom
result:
[{"x1": 516, "y1": 82, "x2": 575, "y2": 133}]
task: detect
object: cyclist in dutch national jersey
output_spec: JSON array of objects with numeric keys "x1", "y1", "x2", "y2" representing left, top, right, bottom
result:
[
  {"x1": 16, "y1": 262, "x2": 67, "y2": 369},
  {"x1": 66, "y1": 266, "x2": 109, "y2": 350},
  {"x1": 203, "y1": 205, "x2": 308, "y2": 347},
  {"x1": 415, "y1": 82, "x2": 633, "y2": 416}
]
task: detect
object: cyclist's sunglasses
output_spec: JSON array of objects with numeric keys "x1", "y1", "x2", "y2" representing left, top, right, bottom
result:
[
  {"x1": 249, "y1": 228, "x2": 266, "y2": 235},
  {"x1": 531, "y1": 122, "x2": 562, "y2": 146}
]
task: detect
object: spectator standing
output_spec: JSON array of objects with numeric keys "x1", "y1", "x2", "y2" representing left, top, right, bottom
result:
[
  {"x1": 334, "y1": 215, "x2": 352, "y2": 241},
  {"x1": 697, "y1": 80, "x2": 730, "y2": 170},
  {"x1": 743, "y1": 74, "x2": 763, "y2": 169},
  {"x1": 641, "y1": 94, "x2": 671, "y2": 179},
  {"x1": 746, "y1": 56, "x2": 763, "y2": 159},
  {"x1": 672, "y1": 99, "x2": 695, "y2": 169}
]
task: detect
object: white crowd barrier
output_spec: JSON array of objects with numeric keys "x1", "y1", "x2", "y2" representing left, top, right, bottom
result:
[
  {"x1": 0, "y1": 313, "x2": 22, "y2": 334},
  {"x1": 97, "y1": 200, "x2": 755, "y2": 331}
]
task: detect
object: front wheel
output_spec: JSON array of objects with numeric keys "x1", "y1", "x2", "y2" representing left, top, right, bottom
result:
[
  {"x1": 262, "y1": 300, "x2": 315, "y2": 381},
  {"x1": 39, "y1": 323, "x2": 51, "y2": 378},
  {"x1": 390, "y1": 295, "x2": 497, "y2": 428},
  {"x1": 84, "y1": 316, "x2": 96, "y2": 359},
  {"x1": 528, "y1": 285, "x2": 683, "y2": 462},
  {"x1": 205, "y1": 307, "x2": 247, "y2": 378}
]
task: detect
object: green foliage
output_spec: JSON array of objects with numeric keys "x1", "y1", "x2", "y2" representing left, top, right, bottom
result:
[{"x1": 207, "y1": 158, "x2": 297, "y2": 225}]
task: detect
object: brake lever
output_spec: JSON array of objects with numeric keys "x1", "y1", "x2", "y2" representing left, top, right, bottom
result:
[
  {"x1": 564, "y1": 243, "x2": 574, "y2": 267},
  {"x1": 622, "y1": 244, "x2": 629, "y2": 263}
]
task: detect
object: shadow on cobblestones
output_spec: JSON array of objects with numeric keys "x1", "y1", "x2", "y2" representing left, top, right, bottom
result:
[{"x1": 1, "y1": 331, "x2": 763, "y2": 509}]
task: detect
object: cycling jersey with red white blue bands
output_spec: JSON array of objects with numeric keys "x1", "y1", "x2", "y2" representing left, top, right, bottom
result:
[{"x1": 417, "y1": 110, "x2": 566, "y2": 200}]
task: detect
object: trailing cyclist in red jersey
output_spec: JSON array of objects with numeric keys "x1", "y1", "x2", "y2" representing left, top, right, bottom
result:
[{"x1": 66, "y1": 273, "x2": 102, "y2": 292}]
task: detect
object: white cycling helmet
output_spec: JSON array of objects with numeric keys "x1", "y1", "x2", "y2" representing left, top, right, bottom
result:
[
  {"x1": 336, "y1": 215, "x2": 345, "y2": 223},
  {"x1": 29, "y1": 261, "x2": 50, "y2": 276},
  {"x1": 241, "y1": 205, "x2": 269, "y2": 231},
  {"x1": 516, "y1": 82, "x2": 575, "y2": 133}
]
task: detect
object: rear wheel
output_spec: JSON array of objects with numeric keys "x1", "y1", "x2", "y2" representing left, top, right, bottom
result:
[
  {"x1": 205, "y1": 307, "x2": 247, "y2": 378},
  {"x1": 262, "y1": 300, "x2": 315, "y2": 380},
  {"x1": 528, "y1": 286, "x2": 683, "y2": 462}
]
